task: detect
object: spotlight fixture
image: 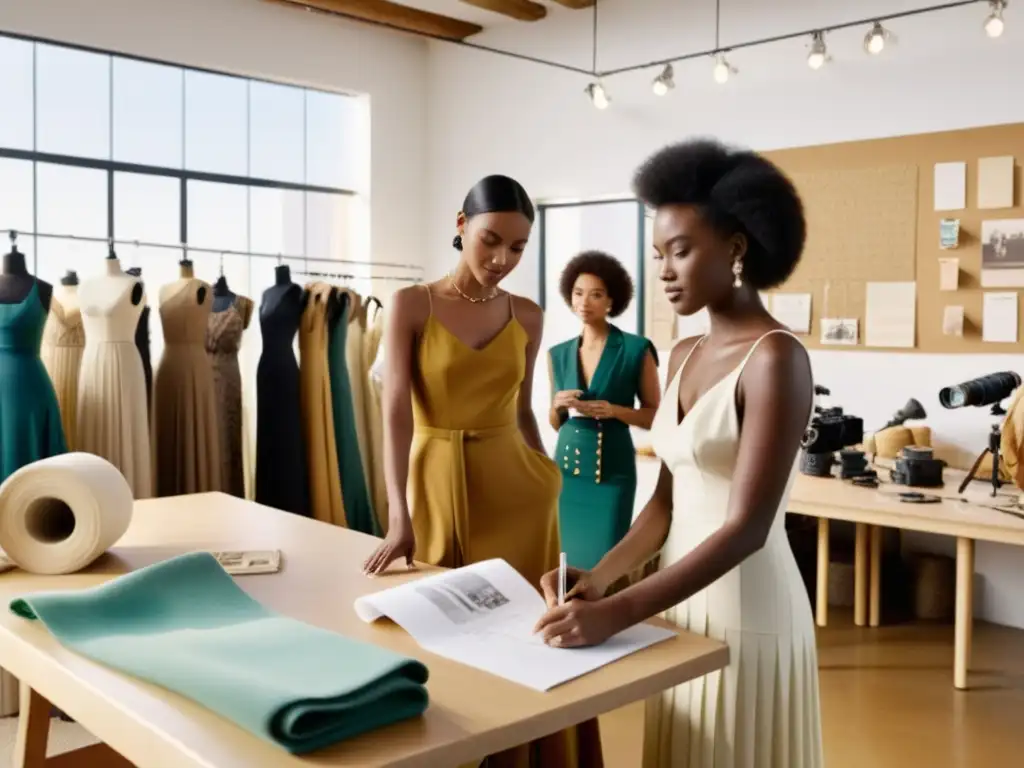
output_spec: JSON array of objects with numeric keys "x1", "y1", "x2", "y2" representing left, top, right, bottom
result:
[
  {"x1": 652, "y1": 64, "x2": 674, "y2": 96},
  {"x1": 807, "y1": 31, "x2": 829, "y2": 70},
  {"x1": 985, "y1": 0, "x2": 1007, "y2": 37},
  {"x1": 863, "y1": 21, "x2": 891, "y2": 54},
  {"x1": 585, "y1": 82, "x2": 610, "y2": 109},
  {"x1": 713, "y1": 52, "x2": 737, "y2": 84}
]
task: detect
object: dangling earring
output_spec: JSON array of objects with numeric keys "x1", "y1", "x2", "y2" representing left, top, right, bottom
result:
[{"x1": 732, "y1": 259, "x2": 743, "y2": 288}]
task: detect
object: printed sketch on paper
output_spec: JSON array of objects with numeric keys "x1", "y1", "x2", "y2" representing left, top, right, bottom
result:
[
  {"x1": 981, "y1": 219, "x2": 1024, "y2": 288},
  {"x1": 416, "y1": 573, "x2": 510, "y2": 624},
  {"x1": 820, "y1": 318, "x2": 859, "y2": 346}
]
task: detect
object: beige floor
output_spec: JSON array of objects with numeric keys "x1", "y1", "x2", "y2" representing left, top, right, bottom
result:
[{"x1": 2, "y1": 613, "x2": 1022, "y2": 767}]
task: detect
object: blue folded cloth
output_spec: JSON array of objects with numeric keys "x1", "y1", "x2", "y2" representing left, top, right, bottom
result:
[{"x1": 10, "y1": 551, "x2": 429, "y2": 754}]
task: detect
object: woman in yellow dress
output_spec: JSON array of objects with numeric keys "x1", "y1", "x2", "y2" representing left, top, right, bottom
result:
[{"x1": 363, "y1": 175, "x2": 603, "y2": 767}]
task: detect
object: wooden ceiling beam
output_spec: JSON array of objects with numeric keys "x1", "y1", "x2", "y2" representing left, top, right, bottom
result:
[
  {"x1": 459, "y1": 0, "x2": 546, "y2": 22},
  {"x1": 269, "y1": 0, "x2": 483, "y2": 40},
  {"x1": 549, "y1": 0, "x2": 595, "y2": 8}
]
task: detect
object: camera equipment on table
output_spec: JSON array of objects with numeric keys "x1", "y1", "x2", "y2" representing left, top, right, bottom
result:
[
  {"x1": 883, "y1": 398, "x2": 927, "y2": 429},
  {"x1": 799, "y1": 385, "x2": 865, "y2": 478},
  {"x1": 939, "y1": 371, "x2": 1022, "y2": 497},
  {"x1": 890, "y1": 445, "x2": 945, "y2": 488}
]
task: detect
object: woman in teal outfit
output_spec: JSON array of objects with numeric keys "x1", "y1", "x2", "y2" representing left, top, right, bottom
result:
[{"x1": 548, "y1": 251, "x2": 660, "y2": 571}]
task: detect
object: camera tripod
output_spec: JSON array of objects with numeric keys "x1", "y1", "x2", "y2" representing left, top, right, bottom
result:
[{"x1": 959, "y1": 405, "x2": 1007, "y2": 497}]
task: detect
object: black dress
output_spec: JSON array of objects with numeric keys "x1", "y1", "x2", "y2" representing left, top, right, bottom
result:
[
  {"x1": 255, "y1": 282, "x2": 311, "y2": 517},
  {"x1": 125, "y1": 268, "x2": 153, "y2": 416}
]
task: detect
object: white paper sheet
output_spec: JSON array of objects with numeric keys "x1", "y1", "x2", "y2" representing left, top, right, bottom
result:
[
  {"x1": 938, "y1": 258, "x2": 960, "y2": 291},
  {"x1": 933, "y1": 162, "x2": 966, "y2": 211},
  {"x1": 354, "y1": 559, "x2": 675, "y2": 692},
  {"x1": 942, "y1": 305, "x2": 965, "y2": 337},
  {"x1": 978, "y1": 156, "x2": 1014, "y2": 209},
  {"x1": 865, "y1": 282, "x2": 916, "y2": 348},
  {"x1": 820, "y1": 318, "x2": 858, "y2": 345},
  {"x1": 982, "y1": 292, "x2": 1019, "y2": 343},
  {"x1": 769, "y1": 292, "x2": 811, "y2": 334}
]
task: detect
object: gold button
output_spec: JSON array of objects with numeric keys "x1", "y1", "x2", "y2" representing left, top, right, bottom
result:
[
  {"x1": 574, "y1": 448, "x2": 580, "y2": 455},
  {"x1": 573, "y1": 468, "x2": 580, "y2": 476},
  {"x1": 596, "y1": 448, "x2": 602, "y2": 456}
]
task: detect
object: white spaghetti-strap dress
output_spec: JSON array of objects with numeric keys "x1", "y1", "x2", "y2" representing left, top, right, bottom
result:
[{"x1": 644, "y1": 329, "x2": 824, "y2": 768}]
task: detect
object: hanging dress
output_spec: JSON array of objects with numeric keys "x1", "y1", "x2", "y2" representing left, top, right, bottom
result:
[
  {"x1": 152, "y1": 278, "x2": 222, "y2": 496},
  {"x1": 644, "y1": 330, "x2": 823, "y2": 768},
  {"x1": 0, "y1": 281, "x2": 67, "y2": 484},
  {"x1": 411, "y1": 287, "x2": 603, "y2": 768},
  {"x1": 363, "y1": 297, "x2": 388, "y2": 532},
  {"x1": 345, "y1": 295, "x2": 373, "y2": 500},
  {"x1": 298, "y1": 282, "x2": 346, "y2": 527},
  {"x1": 40, "y1": 293, "x2": 85, "y2": 452},
  {"x1": 76, "y1": 268, "x2": 152, "y2": 498},
  {"x1": 327, "y1": 289, "x2": 376, "y2": 535},
  {"x1": 205, "y1": 296, "x2": 253, "y2": 499}
]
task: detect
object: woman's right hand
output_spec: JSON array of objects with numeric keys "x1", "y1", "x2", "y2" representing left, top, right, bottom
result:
[
  {"x1": 553, "y1": 389, "x2": 583, "y2": 411},
  {"x1": 362, "y1": 516, "x2": 415, "y2": 575},
  {"x1": 539, "y1": 565, "x2": 608, "y2": 608}
]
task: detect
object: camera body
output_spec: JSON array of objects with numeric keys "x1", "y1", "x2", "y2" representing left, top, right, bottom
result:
[
  {"x1": 891, "y1": 446, "x2": 945, "y2": 488},
  {"x1": 802, "y1": 406, "x2": 865, "y2": 455}
]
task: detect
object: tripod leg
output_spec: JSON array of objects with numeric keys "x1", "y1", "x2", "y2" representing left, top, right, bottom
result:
[{"x1": 958, "y1": 448, "x2": 989, "y2": 495}]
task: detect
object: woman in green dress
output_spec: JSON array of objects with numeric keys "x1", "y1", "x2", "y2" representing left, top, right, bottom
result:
[{"x1": 548, "y1": 251, "x2": 661, "y2": 571}]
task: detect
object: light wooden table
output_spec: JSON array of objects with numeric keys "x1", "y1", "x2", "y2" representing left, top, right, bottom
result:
[
  {"x1": 788, "y1": 471, "x2": 1024, "y2": 690},
  {"x1": 0, "y1": 492, "x2": 728, "y2": 768}
]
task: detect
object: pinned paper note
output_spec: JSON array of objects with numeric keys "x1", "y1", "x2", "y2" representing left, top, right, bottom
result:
[
  {"x1": 978, "y1": 156, "x2": 1014, "y2": 209},
  {"x1": 939, "y1": 219, "x2": 960, "y2": 249},
  {"x1": 865, "y1": 282, "x2": 916, "y2": 348},
  {"x1": 934, "y1": 162, "x2": 966, "y2": 211},
  {"x1": 942, "y1": 305, "x2": 965, "y2": 337},
  {"x1": 820, "y1": 318, "x2": 858, "y2": 346},
  {"x1": 770, "y1": 292, "x2": 811, "y2": 334},
  {"x1": 981, "y1": 218, "x2": 1024, "y2": 288},
  {"x1": 982, "y1": 292, "x2": 1018, "y2": 343},
  {"x1": 939, "y1": 258, "x2": 960, "y2": 291}
]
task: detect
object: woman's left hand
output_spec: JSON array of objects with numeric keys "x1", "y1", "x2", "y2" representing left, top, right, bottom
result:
[
  {"x1": 533, "y1": 597, "x2": 624, "y2": 648},
  {"x1": 575, "y1": 400, "x2": 617, "y2": 420}
]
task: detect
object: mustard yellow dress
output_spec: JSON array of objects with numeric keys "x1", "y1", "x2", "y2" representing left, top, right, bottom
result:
[{"x1": 411, "y1": 287, "x2": 604, "y2": 768}]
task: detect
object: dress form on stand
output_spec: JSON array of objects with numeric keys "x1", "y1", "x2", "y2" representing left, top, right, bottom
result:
[
  {"x1": 76, "y1": 251, "x2": 151, "y2": 498},
  {"x1": 41, "y1": 271, "x2": 86, "y2": 452},
  {"x1": 124, "y1": 266, "x2": 153, "y2": 418}
]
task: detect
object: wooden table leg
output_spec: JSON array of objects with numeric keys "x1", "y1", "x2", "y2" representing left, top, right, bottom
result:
[
  {"x1": 869, "y1": 525, "x2": 882, "y2": 627},
  {"x1": 954, "y1": 536, "x2": 975, "y2": 690},
  {"x1": 816, "y1": 517, "x2": 829, "y2": 627},
  {"x1": 854, "y1": 523, "x2": 869, "y2": 626}
]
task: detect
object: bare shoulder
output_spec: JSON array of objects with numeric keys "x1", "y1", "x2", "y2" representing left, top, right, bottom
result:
[
  {"x1": 510, "y1": 293, "x2": 543, "y2": 337},
  {"x1": 389, "y1": 284, "x2": 431, "y2": 332},
  {"x1": 741, "y1": 331, "x2": 813, "y2": 405},
  {"x1": 746, "y1": 330, "x2": 811, "y2": 375},
  {"x1": 666, "y1": 334, "x2": 704, "y2": 381}
]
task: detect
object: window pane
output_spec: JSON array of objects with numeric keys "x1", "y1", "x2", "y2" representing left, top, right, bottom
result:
[
  {"x1": 0, "y1": 158, "x2": 35, "y2": 236},
  {"x1": 249, "y1": 81, "x2": 304, "y2": 184},
  {"x1": 113, "y1": 58, "x2": 184, "y2": 168},
  {"x1": 34, "y1": 237, "x2": 106, "y2": 288},
  {"x1": 250, "y1": 187, "x2": 304, "y2": 257},
  {"x1": 36, "y1": 163, "x2": 108, "y2": 238},
  {"x1": 184, "y1": 71, "x2": 247, "y2": 176},
  {"x1": 186, "y1": 180, "x2": 247, "y2": 251},
  {"x1": 306, "y1": 192, "x2": 355, "y2": 261},
  {"x1": 305, "y1": 91, "x2": 362, "y2": 191},
  {"x1": 0, "y1": 37, "x2": 34, "y2": 150},
  {"x1": 113, "y1": 173, "x2": 181, "y2": 245},
  {"x1": 35, "y1": 44, "x2": 111, "y2": 159}
]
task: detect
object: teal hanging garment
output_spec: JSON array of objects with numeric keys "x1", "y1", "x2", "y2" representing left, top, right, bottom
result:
[
  {"x1": 328, "y1": 291, "x2": 379, "y2": 535},
  {"x1": 10, "y1": 551, "x2": 428, "y2": 754}
]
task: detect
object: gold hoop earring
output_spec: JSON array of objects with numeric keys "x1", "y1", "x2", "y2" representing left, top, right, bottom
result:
[{"x1": 732, "y1": 259, "x2": 743, "y2": 288}]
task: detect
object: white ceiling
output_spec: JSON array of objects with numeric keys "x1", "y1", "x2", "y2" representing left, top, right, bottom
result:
[{"x1": 396, "y1": 0, "x2": 591, "y2": 30}]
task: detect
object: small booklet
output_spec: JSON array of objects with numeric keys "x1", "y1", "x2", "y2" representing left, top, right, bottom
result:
[{"x1": 354, "y1": 558, "x2": 675, "y2": 691}]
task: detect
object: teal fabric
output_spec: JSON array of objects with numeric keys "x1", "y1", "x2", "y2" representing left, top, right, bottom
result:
[
  {"x1": 328, "y1": 293, "x2": 379, "y2": 536},
  {"x1": 0, "y1": 280, "x2": 67, "y2": 484},
  {"x1": 10, "y1": 551, "x2": 428, "y2": 754},
  {"x1": 549, "y1": 325, "x2": 658, "y2": 571}
]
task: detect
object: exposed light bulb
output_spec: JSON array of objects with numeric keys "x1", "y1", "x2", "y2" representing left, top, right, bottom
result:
[
  {"x1": 807, "y1": 31, "x2": 828, "y2": 70},
  {"x1": 652, "y1": 64, "x2": 674, "y2": 96},
  {"x1": 585, "y1": 82, "x2": 610, "y2": 110},
  {"x1": 652, "y1": 79, "x2": 669, "y2": 96},
  {"x1": 985, "y1": 1, "x2": 1006, "y2": 38},
  {"x1": 713, "y1": 54, "x2": 732, "y2": 84},
  {"x1": 865, "y1": 22, "x2": 886, "y2": 54}
]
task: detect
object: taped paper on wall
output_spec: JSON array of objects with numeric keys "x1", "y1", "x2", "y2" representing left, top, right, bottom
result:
[
  {"x1": 939, "y1": 219, "x2": 960, "y2": 249},
  {"x1": 942, "y1": 305, "x2": 965, "y2": 337},
  {"x1": 982, "y1": 292, "x2": 1018, "y2": 343},
  {"x1": 820, "y1": 318, "x2": 858, "y2": 346},
  {"x1": 770, "y1": 293, "x2": 812, "y2": 334},
  {"x1": 978, "y1": 156, "x2": 1014, "y2": 209},
  {"x1": 865, "y1": 282, "x2": 916, "y2": 348},
  {"x1": 933, "y1": 162, "x2": 966, "y2": 211},
  {"x1": 939, "y1": 258, "x2": 960, "y2": 291}
]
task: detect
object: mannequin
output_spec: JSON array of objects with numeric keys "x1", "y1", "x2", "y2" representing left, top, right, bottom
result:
[
  {"x1": 124, "y1": 266, "x2": 153, "y2": 418},
  {"x1": 76, "y1": 254, "x2": 151, "y2": 498},
  {"x1": 0, "y1": 235, "x2": 53, "y2": 311},
  {"x1": 40, "y1": 268, "x2": 86, "y2": 452},
  {"x1": 255, "y1": 262, "x2": 311, "y2": 516},
  {"x1": 212, "y1": 261, "x2": 236, "y2": 314}
]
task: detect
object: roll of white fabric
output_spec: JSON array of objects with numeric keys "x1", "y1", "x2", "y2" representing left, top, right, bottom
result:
[{"x1": 0, "y1": 452, "x2": 133, "y2": 575}]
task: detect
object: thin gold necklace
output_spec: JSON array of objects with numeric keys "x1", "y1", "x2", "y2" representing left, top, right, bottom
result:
[{"x1": 447, "y1": 271, "x2": 500, "y2": 303}]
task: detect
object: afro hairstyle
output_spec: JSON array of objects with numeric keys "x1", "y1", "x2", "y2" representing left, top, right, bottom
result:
[
  {"x1": 631, "y1": 138, "x2": 806, "y2": 290},
  {"x1": 558, "y1": 250, "x2": 634, "y2": 318}
]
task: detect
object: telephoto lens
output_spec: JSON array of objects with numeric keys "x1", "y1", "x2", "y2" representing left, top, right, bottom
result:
[{"x1": 939, "y1": 371, "x2": 1022, "y2": 409}]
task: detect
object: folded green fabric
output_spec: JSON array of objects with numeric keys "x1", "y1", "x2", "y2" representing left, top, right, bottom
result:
[{"x1": 10, "y1": 551, "x2": 429, "y2": 754}]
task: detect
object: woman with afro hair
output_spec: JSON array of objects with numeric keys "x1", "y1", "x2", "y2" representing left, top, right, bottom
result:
[
  {"x1": 535, "y1": 139, "x2": 823, "y2": 767},
  {"x1": 547, "y1": 251, "x2": 660, "y2": 573}
]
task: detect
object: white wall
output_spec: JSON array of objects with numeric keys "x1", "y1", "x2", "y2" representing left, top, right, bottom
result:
[{"x1": 425, "y1": 0, "x2": 1024, "y2": 628}]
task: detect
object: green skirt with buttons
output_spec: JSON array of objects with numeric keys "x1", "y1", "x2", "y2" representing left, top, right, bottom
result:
[{"x1": 555, "y1": 417, "x2": 637, "y2": 571}]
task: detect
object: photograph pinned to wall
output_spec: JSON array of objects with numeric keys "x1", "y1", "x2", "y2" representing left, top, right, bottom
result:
[
  {"x1": 939, "y1": 257, "x2": 960, "y2": 291},
  {"x1": 820, "y1": 318, "x2": 859, "y2": 346},
  {"x1": 939, "y1": 218, "x2": 960, "y2": 249},
  {"x1": 980, "y1": 219, "x2": 1024, "y2": 288},
  {"x1": 977, "y1": 156, "x2": 1015, "y2": 210},
  {"x1": 942, "y1": 305, "x2": 965, "y2": 337},
  {"x1": 933, "y1": 161, "x2": 966, "y2": 211}
]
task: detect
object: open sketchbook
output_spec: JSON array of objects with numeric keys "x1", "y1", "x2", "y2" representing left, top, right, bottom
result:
[{"x1": 354, "y1": 559, "x2": 676, "y2": 692}]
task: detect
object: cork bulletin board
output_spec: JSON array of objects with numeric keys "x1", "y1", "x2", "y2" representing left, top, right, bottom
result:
[{"x1": 761, "y1": 123, "x2": 1024, "y2": 353}]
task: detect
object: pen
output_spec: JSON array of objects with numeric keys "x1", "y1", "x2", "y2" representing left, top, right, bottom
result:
[{"x1": 558, "y1": 552, "x2": 567, "y2": 606}]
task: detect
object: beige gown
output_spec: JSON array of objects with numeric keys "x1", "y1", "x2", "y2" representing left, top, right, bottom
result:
[
  {"x1": 153, "y1": 271, "x2": 222, "y2": 496},
  {"x1": 644, "y1": 330, "x2": 823, "y2": 768},
  {"x1": 40, "y1": 284, "x2": 85, "y2": 451},
  {"x1": 76, "y1": 259, "x2": 152, "y2": 498}
]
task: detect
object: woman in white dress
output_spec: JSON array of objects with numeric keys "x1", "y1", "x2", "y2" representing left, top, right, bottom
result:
[{"x1": 535, "y1": 138, "x2": 823, "y2": 767}]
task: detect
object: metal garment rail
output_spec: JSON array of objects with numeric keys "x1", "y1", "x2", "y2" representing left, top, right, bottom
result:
[
  {"x1": 4, "y1": 228, "x2": 424, "y2": 272},
  {"x1": 295, "y1": 269, "x2": 421, "y2": 284}
]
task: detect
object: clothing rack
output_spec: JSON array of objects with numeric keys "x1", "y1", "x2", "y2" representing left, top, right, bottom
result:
[
  {"x1": 4, "y1": 228, "x2": 423, "y2": 272},
  {"x1": 295, "y1": 269, "x2": 421, "y2": 284}
]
